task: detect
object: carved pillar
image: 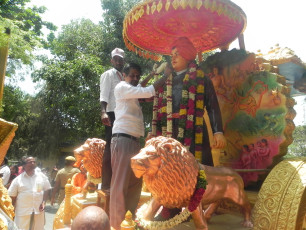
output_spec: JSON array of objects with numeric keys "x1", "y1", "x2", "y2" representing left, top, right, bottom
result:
[
  {"x1": 0, "y1": 28, "x2": 10, "y2": 113},
  {"x1": 63, "y1": 179, "x2": 73, "y2": 226}
]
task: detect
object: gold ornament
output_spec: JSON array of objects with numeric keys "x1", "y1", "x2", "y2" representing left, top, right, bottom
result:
[
  {"x1": 0, "y1": 179, "x2": 14, "y2": 220},
  {"x1": 252, "y1": 158, "x2": 306, "y2": 229},
  {"x1": 120, "y1": 210, "x2": 136, "y2": 230}
]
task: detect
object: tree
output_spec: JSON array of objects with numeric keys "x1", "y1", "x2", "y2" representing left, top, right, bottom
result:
[
  {"x1": 0, "y1": 0, "x2": 56, "y2": 76},
  {"x1": 1, "y1": 85, "x2": 36, "y2": 158},
  {"x1": 29, "y1": 19, "x2": 107, "y2": 157},
  {"x1": 50, "y1": 19, "x2": 104, "y2": 61},
  {"x1": 287, "y1": 125, "x2": 306, "y2": 157}
]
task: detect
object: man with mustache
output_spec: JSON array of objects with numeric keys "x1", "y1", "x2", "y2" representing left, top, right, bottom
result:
[{"x1": 109, "y1": 63, "x2": 171, "y2": 230}]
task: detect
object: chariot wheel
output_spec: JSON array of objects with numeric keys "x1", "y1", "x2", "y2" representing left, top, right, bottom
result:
[{"x1": 252, "y1": 157, "x2": 306, "y2": 230}]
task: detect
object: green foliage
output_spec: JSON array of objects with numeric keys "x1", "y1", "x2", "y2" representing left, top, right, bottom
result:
[
  {"x1": 1, "y1": 85, "x2": 36, "y2": 158},
  {"x1": 199, "y1": 48, "x2": 247, "y2": 73},
  {"x1": 2, "y1": 18, "x2": 107, "y2": 158},
  {"x1": 50, "y1": 19, "x2": 104, "y2": 61},
  {"x1": 0, "y1": 0, "x2": 56, "y2": 76},
  {"x1": 287, "y1": 125, "x2": 306, "y2": 157},
  {"x1": 32, "y1": 54, "x2": 105, "y2": 147},
  {"x1": 0, "y1": 25, "x2": 9, "y2": 47},
  {"x1": 2, "y1": 54, "x2": 105, "y2": 159}
]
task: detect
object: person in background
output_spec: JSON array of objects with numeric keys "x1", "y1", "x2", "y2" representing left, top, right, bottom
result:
[
  {"x1": 110, "y1": 63, "x2": 170, "y2": 229},
  {"x1": 71, "y1": 164, "x2": 87, "y2": 195},
  {"x1": 6, "y1": 165, "x2": 18, "y2": 188},
  {"x1": 100, "y1": 48, "x2": 125, "y2": 213},
  {"x1": 17, "y1": 156, "x2": 27, "y2": 175},
  {"x1": 50, "y1": 156, "x2": 80, "y2": 205},
  {"x1": 41, "y1": 168, "x2": 48, "y2": 176},
  {"x1": 0, "y1": 157, "x2": 11, "y2": 186},
  {"x1": 8, "y1": 156, "x2": 51, "y2": 230},
  {"x1": 50, "y1": 165, "x2": 58, "y2": 186}
]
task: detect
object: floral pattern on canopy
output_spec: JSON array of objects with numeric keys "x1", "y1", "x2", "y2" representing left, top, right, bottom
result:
[{"x1": 123, "y1": 0, "x2": 247, "y2": 60}]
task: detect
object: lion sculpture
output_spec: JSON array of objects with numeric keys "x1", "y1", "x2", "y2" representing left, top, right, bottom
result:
[
  {"x1": 131, "y1": 136, "x2": 253, "y2": 230},
  {"x1": 74, "y1": 138, "x2": 105, "y2": 195}
]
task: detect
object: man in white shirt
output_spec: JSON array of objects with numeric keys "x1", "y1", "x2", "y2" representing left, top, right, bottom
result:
[
  {"x1": 109, "y1": 63, "x2": 171, "y2": 230},
  {"x1": 100, "y1": 48, "x2": 125, "y2": 204},
  {"x1": 8, "y1": 156, "x2": 51, "y2": 230},
  {"x1": 0, "y1": 157, "x2": 10, "y2": 186}
]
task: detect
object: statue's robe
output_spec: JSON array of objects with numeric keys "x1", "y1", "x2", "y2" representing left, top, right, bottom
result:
[{"x1": 165, "y1": 69, "x2": 223, "y2": 166}]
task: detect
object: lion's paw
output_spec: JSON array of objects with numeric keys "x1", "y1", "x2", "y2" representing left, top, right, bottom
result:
[{"x1": 241, "y1": 220, "x2": 253, "y2": 228}]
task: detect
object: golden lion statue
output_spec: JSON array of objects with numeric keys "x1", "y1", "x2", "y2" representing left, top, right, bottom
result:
[
  {"x1": 131, "y1": 136, "x2": 253, "y2": 230},
  {"x1": 74, "y1": 138, "x2": 106, "y2": 196},
  {"x1": 74, "y1": 138, "x2": 105, "y2": 179}
]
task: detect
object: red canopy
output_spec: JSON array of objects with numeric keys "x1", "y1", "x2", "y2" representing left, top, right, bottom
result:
[{"x1": 123, "y1": 0, "x2": 246, "y2": 61}]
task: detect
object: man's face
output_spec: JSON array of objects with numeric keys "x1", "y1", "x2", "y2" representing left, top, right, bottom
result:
[
  {"x1": 124, "y1": 68, "x2": 141, "y2": 86},
  {"x1": 171, "y1": 48, "x2": 189, "y2": 72},
  {"x1": 111, "y1": 56, "x2": 124, "y2": 72},
  {"x1": 24, "y1": 157, "x2": 36, "y2": 172}
]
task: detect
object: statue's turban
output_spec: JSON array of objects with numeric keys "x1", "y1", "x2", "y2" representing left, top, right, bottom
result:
[{"x1": 171, "y1": 37, "x2": 197, "y2": 61}]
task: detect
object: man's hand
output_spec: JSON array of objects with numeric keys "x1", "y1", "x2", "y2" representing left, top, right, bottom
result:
[
  {"x1": 212, "y1": 133, "x2": 226, "y2": 149},
  {"x1": 145, "y1": 132, "x2": 153, "y2": 142},
  {"x1": 39, "y1": 201, "x2": 45, "y2": 211},
  {"x1": 101, "y1": 112, "x2": 111, "y2": 126}
]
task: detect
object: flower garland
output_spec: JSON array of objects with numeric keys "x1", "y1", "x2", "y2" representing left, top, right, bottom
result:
[
  {"x1": 136, "y1": 170, "x2": 207, "y2": 230},
  {"x1": 152, "y1": 75, "x2": 159, "y2": 136},
  {"x1": 187, "y1": 169, "x2": 207, "y2": 212},
  {"x1": 152, "y1": 62, "x2": 205, "y2": 162},
  {"x1": 166, "y1": 74, "x2": 173, "y2": 137},
  {"x1": 136, "y1": 203, "x2": 191, "y2": 230}
]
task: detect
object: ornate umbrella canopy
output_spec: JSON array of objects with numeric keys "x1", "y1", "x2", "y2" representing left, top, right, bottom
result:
[{"x1": 123, "y1": 0, "x2": 247, "y2": 61}]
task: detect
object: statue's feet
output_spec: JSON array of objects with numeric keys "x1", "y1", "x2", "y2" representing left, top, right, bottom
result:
[{"x1": 241, "y1": 220, "x2": 253, "y2": 228}]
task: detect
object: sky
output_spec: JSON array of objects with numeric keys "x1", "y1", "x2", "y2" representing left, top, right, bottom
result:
[{"x1": 11, "y1": 0, "x2": 306, "y2": 125}]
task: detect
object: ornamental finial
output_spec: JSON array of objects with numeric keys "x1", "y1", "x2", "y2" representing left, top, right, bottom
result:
[{"x1": 120, "y1": 210, "x2": 136, "y2": 230}]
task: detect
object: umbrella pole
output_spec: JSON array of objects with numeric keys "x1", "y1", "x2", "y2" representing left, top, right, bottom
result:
[{"x1": 238, "y1": 33, "x2": 245, "y2": 50}]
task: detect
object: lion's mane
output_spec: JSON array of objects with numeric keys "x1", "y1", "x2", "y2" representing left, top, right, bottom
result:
[
  {"x1": 74, "y1": 138, "x2": 105, "y2": 179},
  {"x1": 143, "y1": 136, "x2": 199, "y2": 208}
]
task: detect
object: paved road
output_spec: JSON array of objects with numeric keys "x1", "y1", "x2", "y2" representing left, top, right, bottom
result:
[{"x1": 45, "y1": 202, "x2": 59, "y2": 230}]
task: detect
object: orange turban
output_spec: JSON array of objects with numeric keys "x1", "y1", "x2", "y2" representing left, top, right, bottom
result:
[{"x1": 171, "y1": 37, "x2": 197, "y2": 61}]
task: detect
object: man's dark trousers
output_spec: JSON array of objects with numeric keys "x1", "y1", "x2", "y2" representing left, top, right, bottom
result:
[{"x1": 102, "y1": 112, "x2": 115, "y2": 192}]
